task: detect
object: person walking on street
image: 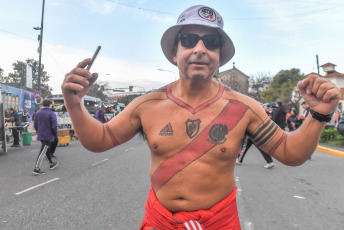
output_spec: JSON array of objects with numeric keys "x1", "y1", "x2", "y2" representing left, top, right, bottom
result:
[
  {"x1": 236, "y1": 136, "x2": 276, "y2": 169},
  {"x1": 5, "y1": 108, "x2": 21, "y2": 147},
  {"x1": 237, "y1": 103, "x2": 276, "y2": 168},
  {"x1": 50, "y1": 135, "x2": 58, "y2": 159},
  {"x1": 272, "y1": 101, "x2": 287, "y2": 130},
  {"x1": 32, "y1": 99, "x2": 58, "y2": 175},
  {"x1": 95, "y1": 105, "x2": 106, "y2": 123},
  {"x1": 61, "y1": 5, "x2": 342, "y2": 229}
]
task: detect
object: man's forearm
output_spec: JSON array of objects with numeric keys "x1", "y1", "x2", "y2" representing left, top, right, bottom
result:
[
  {"x1": 66, "y1": 103, "x2": 107, "y2": 151},
  {"x1": 283, "y1": 115, "x2": 326, "y2": 165}
]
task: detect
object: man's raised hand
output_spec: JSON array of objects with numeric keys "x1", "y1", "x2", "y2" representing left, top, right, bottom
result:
[
  {"x1": 61, "y1": 58, "x2": 98, "y2": 108},
  {"x1": 298, "y1": 74, "x2": 341, "y2": 115}
]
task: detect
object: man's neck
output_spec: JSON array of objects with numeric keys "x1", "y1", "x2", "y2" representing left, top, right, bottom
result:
[{"x1": 172, "y1": 78, "x2": 218, "y2": 107}]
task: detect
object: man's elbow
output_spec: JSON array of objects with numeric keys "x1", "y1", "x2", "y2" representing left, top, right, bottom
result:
[
  {"x1": 282, "y1": 155, "x2": 311, "y2": 167},
  {"x1": 285, "y1": 160, "x2": 305, "y2": 167},
  {"x1": 83, "y1": 144, "x2": 109, "y2": 153}
]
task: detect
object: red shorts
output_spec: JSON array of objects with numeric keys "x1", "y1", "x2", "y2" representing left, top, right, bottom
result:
[{"x1": 140, "y1": 186, "x2": 241, "y2": 230}]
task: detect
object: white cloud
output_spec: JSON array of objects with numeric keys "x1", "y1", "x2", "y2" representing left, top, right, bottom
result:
[
  {"x1": 247, "y1": 0, "x2": 344, "y2": 32},
  {"x1": 83, "y1": 0, "x2": 118, "y2": 15},
  {"x1": 0, "y1": 34, "x2": 174, "y2": 94}
]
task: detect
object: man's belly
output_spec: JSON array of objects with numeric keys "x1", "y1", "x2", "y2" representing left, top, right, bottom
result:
[{"x1": 155, "y1": 168, "x2": 236, "y2": 212}]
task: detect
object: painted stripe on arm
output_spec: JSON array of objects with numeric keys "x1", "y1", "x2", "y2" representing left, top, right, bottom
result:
[
  {"x1": 105, "y1": 123, "x2": 119, "y2": 146},
  {"x1": 268, "y1": 132, "x2": 286, "y2": 156}
]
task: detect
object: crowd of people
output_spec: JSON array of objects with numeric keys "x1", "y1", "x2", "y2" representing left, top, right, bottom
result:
[
  {"x1": 3, "y1": 99, "x2": 124, "y2": 176},
  {"x1": 236, "y1": 99, "x2": 344, "y2": 167},
  {"x1": 95, "y1": 104, "x2": 122, "y2": 123},
  {"x1": 237, "y1": 100, "x2": 322, "y2": 167}
]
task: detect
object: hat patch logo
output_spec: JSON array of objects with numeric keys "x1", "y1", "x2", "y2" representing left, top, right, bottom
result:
[{"x1": 198, "y1": 7, "x2": 216, "y2": 22}]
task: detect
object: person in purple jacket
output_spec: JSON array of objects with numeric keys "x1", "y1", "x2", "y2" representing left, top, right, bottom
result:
[
  {"x1": 95, "y1": 105, "x2": 106, "y2": 123},
  {"x1": 32, "y1": 99, "x2": 58, "y2": 175}
]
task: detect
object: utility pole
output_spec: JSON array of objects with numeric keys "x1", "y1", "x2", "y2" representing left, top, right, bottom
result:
[
  {"x1": 316, "y1": 55, "x2": 320, "y2": 77},
  {"x1": 34, "y1": 0, "x2": 45, "y2": 91}
]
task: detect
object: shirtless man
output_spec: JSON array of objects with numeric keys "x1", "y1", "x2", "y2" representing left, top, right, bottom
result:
[{"x1": 61, "y1": 5, "x2": 341, "y2": 230}]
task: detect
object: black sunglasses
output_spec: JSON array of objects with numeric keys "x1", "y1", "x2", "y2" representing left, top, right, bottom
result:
[{"x1": 177, "y1": 33, "x2": 222, "y2": 50}]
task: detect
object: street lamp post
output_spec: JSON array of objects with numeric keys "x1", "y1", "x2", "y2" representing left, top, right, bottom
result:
[
  {"x1": 157, "y1": 69, "x2": 177, "y2": 81},
  {"x1": 33, "y1": 0, "x2": 45, "y2": 92}
]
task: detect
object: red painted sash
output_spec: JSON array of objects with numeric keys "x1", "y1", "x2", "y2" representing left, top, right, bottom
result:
[{"x1": 151, "y1": 100, "x2": 248, "y2": 192}]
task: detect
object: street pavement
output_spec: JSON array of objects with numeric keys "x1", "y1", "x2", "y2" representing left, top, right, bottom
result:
[
  {"x1": 235, "y1": 145, "x2": 344, "y2": 230},
  {"x1": 0, "y1": 135, "x2": 150, "y2": 229},
  {"x1": 0, "y1": 135, "x2": 343, "y2": 229}
]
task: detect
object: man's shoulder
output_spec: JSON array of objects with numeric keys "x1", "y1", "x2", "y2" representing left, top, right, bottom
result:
[
  {"x1": 221, "y1": 87, "x2": 261, "y2": 109},
  {"x1": 131, "y1": 89, "x2": 167, "y2": 104},
  {"x1": 37, "y1": 108, "x2": 54, "y2": 115}
]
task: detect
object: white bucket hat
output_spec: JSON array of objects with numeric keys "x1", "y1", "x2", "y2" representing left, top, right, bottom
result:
[{"x1": 161, "y1": 5, "x2": 235, "y2": 67}]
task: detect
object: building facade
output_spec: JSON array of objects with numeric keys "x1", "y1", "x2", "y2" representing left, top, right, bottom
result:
[{"x1": 215, "y1": 64, "x2": 249, "y2": 95}]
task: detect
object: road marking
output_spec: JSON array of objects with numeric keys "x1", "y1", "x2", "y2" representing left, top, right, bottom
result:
[
  {"x1": 236, "y1": 177, "x2": 255, "y2": 230},
  {"x1": 235, "y1": 176, "x2": 242, "y2": 196},
  {"x1": 293, "y1": 195, "x2": 305, "y2": 199},
  {"x1": 244, "y1": 221, "x2": 254, "y2": 230},
  {"x1": 125, "y1": 147, "x2": 134, "y2": 152},
  {"x1": 92, "y1": 158, "x2": 109, "y2": 166},
  {"x1": 15, "y1": 178, "x2": 60, "y2": 195}
]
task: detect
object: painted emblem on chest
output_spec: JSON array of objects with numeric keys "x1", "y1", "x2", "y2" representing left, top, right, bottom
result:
[
  {"x1": 159, "y1": 123, "x2": 173, "y2": 136},
  {"x1": 208, "y1": 123, "x2": 228, "y2": 144},
  {"x1": 185, "y1": 119, "x2": 201, "y2": 139}
]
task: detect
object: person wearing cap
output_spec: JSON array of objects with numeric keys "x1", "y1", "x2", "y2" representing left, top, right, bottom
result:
[
  {"x1": 61, "y1": 5, "x2": 342, "y2": 229},
  {"x1": 95, "y1": 105, "x2": 106, "y2": 123}
]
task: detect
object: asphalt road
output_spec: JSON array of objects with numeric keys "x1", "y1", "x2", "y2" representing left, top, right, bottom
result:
[
  {"x1": 0, "y1": 136, "x2": 343, "y2": 229},
  {"x1": 235, "y1": 145, "x2": 344, "y2": 230},
  {"x1": 0, "y1": 135, "x2": 150, "y2": 229}
]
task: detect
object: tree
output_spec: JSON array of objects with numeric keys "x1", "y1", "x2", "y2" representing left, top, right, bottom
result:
[
  {"x1": 88, "y1": 80, "x2": 110, "y2": 102},
  {"x1": 0, "y1": 67, "x2": 4, "y2": 82},
  {"x1": 2, "y1": 59, "x2": 52, "y2": 97},
  {"x1": 248, "y1": 72, "x2": 272, "y2": 103},
  {"x1": 262, "y1": 68, "x2": 304, "y2": 111},
  {"x1": 117, "y1": 94, "x2": 141, "y2": 106}
]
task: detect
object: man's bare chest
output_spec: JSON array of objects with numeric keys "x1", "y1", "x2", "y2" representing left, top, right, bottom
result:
[{"x1": 140, "y1": 99, "x2": 249, "y2": 157}]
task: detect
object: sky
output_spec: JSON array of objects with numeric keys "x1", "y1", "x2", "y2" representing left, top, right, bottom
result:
[{"x1": 1, "y1": 0, "x2": 344, "y2": 95}]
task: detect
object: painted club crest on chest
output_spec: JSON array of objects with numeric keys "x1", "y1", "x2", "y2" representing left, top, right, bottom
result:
[
  {"x1": 208, "y1": 123, "x2": 229, "y2": 144},
  {"x1": 185, "y1": 119, "x2": 201, "y2": 139}
]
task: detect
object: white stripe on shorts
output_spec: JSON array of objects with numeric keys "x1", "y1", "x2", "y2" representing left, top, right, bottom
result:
[{"x1": 184, "y1": 220, "x2": 203, "y2": 230}]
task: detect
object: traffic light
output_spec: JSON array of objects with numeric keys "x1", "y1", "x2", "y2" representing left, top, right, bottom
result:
[{"x1": 129, "y1": 86, "x2": 133, "y2": 91}]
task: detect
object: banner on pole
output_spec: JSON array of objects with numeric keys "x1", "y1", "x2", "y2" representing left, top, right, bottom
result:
[{"x1": 26, "y1": 64, "x2": 33, "y2": 89}]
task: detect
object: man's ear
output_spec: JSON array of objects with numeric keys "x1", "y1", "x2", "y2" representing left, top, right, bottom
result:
[
  {"x1": 172, "y1": 46, "x2": 177, "y2": 64},
  {"x1": 217, "y1": 51, "x2": 221, "y2": 68}
]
